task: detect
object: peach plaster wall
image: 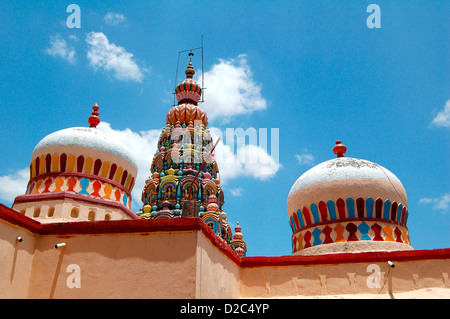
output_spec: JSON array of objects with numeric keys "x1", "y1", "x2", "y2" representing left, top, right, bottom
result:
[
  {"x1": 239, "y1": 256, "x2": 450, "y2": 298},
  {"x1": 0, "y1": 205, "x2": 449, "y2": 299},
  {"x1": 27, "y1": 231, "x2": 199, "y2": 299},
  {"x1": 195, "y1": 231, "x2": 240, "y2": 298},
  {"x1": 0, "y1": 220, "x2": 36, "y2": 298}
]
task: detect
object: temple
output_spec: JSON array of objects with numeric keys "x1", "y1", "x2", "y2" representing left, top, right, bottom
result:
[
  {"x1": 0, "y1": 55, "x2": 448, "y2": 299},
  {"x1": 137, "y1": 54, "x2": 242, "y2": 253}
]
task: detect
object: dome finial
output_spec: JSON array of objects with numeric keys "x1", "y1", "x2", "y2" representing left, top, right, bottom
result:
[
  {"x1": 185, "y1": 52, "x2": 195, "y2": 79},
  {"x1": 333, "y1": 140, "x2": 347, "y2": 158},
  {"x1": 88, "y1": 103, "x2": 100, "y2": 128}
]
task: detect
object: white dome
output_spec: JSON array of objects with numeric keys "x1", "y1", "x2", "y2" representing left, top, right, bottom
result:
[
  {"x1": 288, "y1": 157, "x2": 403, "y2": 198},
  {"x1": 33, "y1": 127, "x2": 137, "y2": 169}
]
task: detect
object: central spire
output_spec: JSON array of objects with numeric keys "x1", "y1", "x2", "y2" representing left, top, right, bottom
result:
[
  {"x1": 138, "y1": 51, "x2": 247, "y2": 254},
  {"x1": 167, "y1": 53, "x2": 208, "y2": 127}
]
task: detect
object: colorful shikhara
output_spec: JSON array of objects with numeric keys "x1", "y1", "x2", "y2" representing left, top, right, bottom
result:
[{"x1": 138, "y1": 54, "x2": 246, "y2": 255}]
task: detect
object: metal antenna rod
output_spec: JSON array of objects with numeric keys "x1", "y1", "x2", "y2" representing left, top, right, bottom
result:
[
  {"x1": 174, "y1": 52, "x2": 180, "y2": 107},
  {"x1": 201, "y1": 34, "x2": 205, "y2": 103},
  {"x1": 173, "y1": 36, "x2": 205, "y2": 106}
]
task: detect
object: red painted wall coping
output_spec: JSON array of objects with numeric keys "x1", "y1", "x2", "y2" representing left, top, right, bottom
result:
[
  {"x1": 1, "y1": 203, "x2": 449, "y2": 268},
  {"x1": 0, "y1": 202, "x2": 241, "y2": 264},
  {"x1": 240, "y1": 248, "x2": 450, "y2": 267}
]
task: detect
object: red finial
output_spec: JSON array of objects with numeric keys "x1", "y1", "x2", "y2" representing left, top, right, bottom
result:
[
  {"x1": 88, "y1": 103, "x2": 100, "y2": 128},
  {"x1": 333, "y1": 140, "x2": 347, "y2": 158}
]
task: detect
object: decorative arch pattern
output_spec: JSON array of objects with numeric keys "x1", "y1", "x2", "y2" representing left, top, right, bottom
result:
[
  {"x1": 289, "y1": 196, "x2": 409, "y2": 234},
  {"x1": 30, "y1": 153, "x2": 135, "y2": 192}
]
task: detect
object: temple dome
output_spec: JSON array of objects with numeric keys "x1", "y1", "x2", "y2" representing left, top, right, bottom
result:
[
  {"x1": 13, "y1": 104, "x2": 139, "y2": 222},
  {"x1": 33, "y1": 126, "x2": 138, "y2": 170},
  {"x1": 287, "y1": 141, "x2": 412, "y2": 255},
  {"x1": 288, "y1": 157, "x2": 407, "y2": 208},
  {"x1": 30, "y1": 104, "x2": 137, "y2": 186}
]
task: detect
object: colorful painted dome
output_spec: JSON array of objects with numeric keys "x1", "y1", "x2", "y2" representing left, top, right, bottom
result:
[
  {"x1": 13, "y1": 104, "x2": 138, "y2": 222},
  {"x1": 287, "y1": 141, "x2": 412, "y2": 255},
  {"x1": 166, "y1": 53, "x2": 208, "y2": 127}
]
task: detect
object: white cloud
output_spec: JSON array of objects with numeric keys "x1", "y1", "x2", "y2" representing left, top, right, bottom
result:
[
  {"x1": 196, "y1": 54, "x2": 267, "y2": 122},
  {"x1": 97, "y1": 122, "x2": 161, "y2": 210},
  {"x1": 419, "y1": 193, "x2": 450, "y2": 213},
  {"x1": 86, "y1": 32, "x2": 145, "y2": 82},
  {"x1": 229, "y1": 187, "x2": 243, "y2": 197},
  {"x1": 432, "y1": 100, "x2": 450, "y2": 127},
  {"x1": 69, "y1": 35, "x2": 79, "y2": 42},
  {"x1": 295, "y1": 151, "x2": 315, "y2": 166},
  {"x1": 46, "y1": 34, "x2": 76, "y2": 64},
  {"x1": 210, "y1": 127, "x2": 281, "y2": 183},
  {"x1": 104, "y1": 12, "x2": 127, "y2": 26},
  {"x1": 0, "y1": 168, "x2": 29, "y2": 205}
]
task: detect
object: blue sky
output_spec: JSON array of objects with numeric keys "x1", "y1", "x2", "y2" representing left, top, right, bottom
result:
[{"x1": 0, "y1": 1, "x2": 448, "y2": 256}]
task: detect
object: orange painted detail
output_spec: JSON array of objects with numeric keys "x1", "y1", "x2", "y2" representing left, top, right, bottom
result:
[
  {"x1": 54, "y1": 177, "x2": 64, "y2": 192},
  {"x1": 103, "y1": 184, "x2": 112, "y2": 199},
  {"x1": 52, "y1": 153, "x2": 59, "y2": 172},
  {"x1": 101, "y1": 161, "x2": 110, "y2": 178},
  {"x1": 39, "y1": 155, "x2": 45, "y2": 175},
  {"x1": 67, "y1": 154, "x2": 76, "y2": 172},
  {"x1": 84, "y1": 157, "x2": 93, "y2": 174},
  {"x1": 383, "y1": 225, "x2": 395, "y2": 241},
  {"x1": 34, "y1": 180, "x2": 42, "y2": 194},
  {"x1": 31, "y1": 160, "x2": 36, "y2": 178},
  {"x1": 115, "y1": 167, "x2": 123, "y2": 184},
  {"x1": 334, "y1": 223, "x2": 346, "y2": 243}
]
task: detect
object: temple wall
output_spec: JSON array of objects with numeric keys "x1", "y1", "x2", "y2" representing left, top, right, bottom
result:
[
  {"x1": 0, "y1": 207, "x2": 448, "y2": 299},
  {"x1": 27, "y1": 231, "x2": 198, "y2": 298},
  {"x1": 239, "y1": 258, "x2": 450, "y2": 298},
  {"x1": 0, "y1": 221, "x2": 36, "y2": 298},
  {"x1": 195, "y1": 231, "x2": 240, "y2": 298}
]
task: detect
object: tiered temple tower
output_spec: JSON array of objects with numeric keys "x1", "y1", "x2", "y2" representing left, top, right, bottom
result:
[{"x1": 138, "y1": 54, "x2": 246, "y2": 253}]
